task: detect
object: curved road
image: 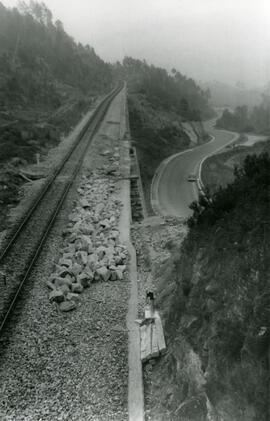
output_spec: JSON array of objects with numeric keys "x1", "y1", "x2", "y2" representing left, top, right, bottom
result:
[{"x1": 152, "y1": 120, "x2": 237, "y2": 217}]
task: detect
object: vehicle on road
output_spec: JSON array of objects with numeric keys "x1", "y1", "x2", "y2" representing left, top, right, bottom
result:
[{"x1": 187, "y1": 174, "x2": 197, "y2": 182}]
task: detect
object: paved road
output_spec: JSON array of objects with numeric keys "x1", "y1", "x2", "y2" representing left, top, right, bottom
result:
[{"x1": 152, "y1": 120, "x2": 237, "y2": 217}]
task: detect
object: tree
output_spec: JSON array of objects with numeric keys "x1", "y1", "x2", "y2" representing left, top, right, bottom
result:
[{"x1": 18, "y1": 1, "x2": 52, "y2": 25}]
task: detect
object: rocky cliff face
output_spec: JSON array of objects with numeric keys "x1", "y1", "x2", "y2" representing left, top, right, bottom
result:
[
  {"x1": 182, "y1": 121, "x2": 208, "y2": 145},
  {"x1": 144, "y1": 152, "x2": 270, "y2": 420}
]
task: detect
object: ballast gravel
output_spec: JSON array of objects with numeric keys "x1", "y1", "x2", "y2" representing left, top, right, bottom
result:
[
  {"x1": 0, "y1": 172, "x2": 129, "y2": 421},
  {"x1": 0, "y1": 275, "x2": 128, "y2": 420}
]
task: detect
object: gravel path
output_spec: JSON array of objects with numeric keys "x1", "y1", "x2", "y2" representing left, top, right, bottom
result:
[{"x1": 0, "y1": 90, "x2": 129, "y2": 420}]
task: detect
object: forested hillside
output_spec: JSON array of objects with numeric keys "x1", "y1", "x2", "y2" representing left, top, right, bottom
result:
[
  {"x1": 125, "y1": 56, "x2": 213, "y2": 211},
  {"x1": 117, "y1": 57, "x2": 213, "y2": 120},
  {"x1": 0, "y1": 1, "x2": 114, "y2": 166},
  {"x1": 0, "y1": 1, "x2": 112, "y2": 109},
  {"x1": 0, "y1": 1, "x2": 114, "y2": 228},
  {"x1": 216, "y1": 92, "x2": 270, "y2": 134}
]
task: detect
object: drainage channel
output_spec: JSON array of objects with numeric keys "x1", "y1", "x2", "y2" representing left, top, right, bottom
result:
[{"x1": 129, "y1": 146, "x2": 145, "y2": 222}]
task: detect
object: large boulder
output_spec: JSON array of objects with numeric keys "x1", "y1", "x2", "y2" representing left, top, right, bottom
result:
[
  {"x1": 77, "y1": 272, "x2": 92, "y2": 288},
  {"x1": 76, "y1": 251, "x2": 88, "y2": 265},
  {"x1": 80, "y1": 198, "x2": 90, "y2": 208},
  {"x1": 79, "y1": 223, "x2": 94, "y2": 235},
  {"x1": 71, "y1": 282, "x2": 84, "y2": 294},
  {"x1": 59, "y1": 258, "x2": 72, "y2": 268},
  {"x1": 53, "y1": 277, "x2": 72, "y2": 288},
  {"x1": 59, "y1": 301, "x2": 77, "y2": 312},
  {"x1": 99, "y1": 219, "x2": 110, "y2": 229},
  {"x1": 66, "y1": 292, "x2": 80, "y2": 302},
  {"x1": 71, "y1": 262, "x2": 83, "y2": 276},
  {"x1": 96, "y1": 246, "x2": 107, "y2": 260},
  {"x1": 59, "y1": 284, "x2": 70, "y2": 296},
  {"x1": 49, "y1": 289, "x2": 65, "y2": 303},
  {"x1": 96, "y1": 266, "x2": 111, "y2": 282}
]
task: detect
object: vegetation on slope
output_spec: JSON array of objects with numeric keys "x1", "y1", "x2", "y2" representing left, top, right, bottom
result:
[
  {"x1": 201, "y1": 140, "x2": 270, "y2": 194},
  {"x1": 0, "y1": 1, "x2": 112, "y2": 110},
  {"x1": 120, "y1": 56, "x2": 213, "y2": 120},
  {"x1": 0, "y1": 1, "x2": 113, "y2": 228},
  {"x1": 216, "y1": 91, "x2": 270, "y2": 134},
  {"x1": 0, "y1": 0, "x2": 113, "y2": 166},
  {"x1": 126, "y1": 56, "x2": 213, "y2": 212},
  {"x1": 150, "y1": 152, "x2": 269, "y2": 420},
  {"x1": 128, "y1": 94, "x2": 190, "y2": 213}
]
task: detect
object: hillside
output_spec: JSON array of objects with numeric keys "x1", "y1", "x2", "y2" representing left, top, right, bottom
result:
[
  {"x1": 128, "y1": 94, "x2": 190, "y2": 213},
  {"x1": 0, "y1": 1, "x2": 113, "y2": 228},
  {"x1": 0, "y1": 2, "x2": 112, "y2": 109},
  {"x1": 145, "y1": 152, "x2": 269, "y2": 420},
  {"x1": 0, "y1": 1, "x2": 113, "y2": 163},
  {"x1": 122, "y1": 57, "x2": 213, "y2": 120},
  {"x1": 126, "y1": 57, "x2": 213, "y2": 212}
]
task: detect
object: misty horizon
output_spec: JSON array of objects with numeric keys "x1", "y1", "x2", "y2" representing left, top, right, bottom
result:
[{"x1": 2, "y1": 0, "x2": 270, "y2": 89}]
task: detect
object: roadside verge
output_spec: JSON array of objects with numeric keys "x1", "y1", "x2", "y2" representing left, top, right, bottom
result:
[{"x1": 197, "y1": 132, "x2": 238, "y2": 196}]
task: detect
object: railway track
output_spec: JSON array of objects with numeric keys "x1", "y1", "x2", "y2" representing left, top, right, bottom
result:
[{"x1": 0, "y1": 84, "x2": 123, "y2": 333}]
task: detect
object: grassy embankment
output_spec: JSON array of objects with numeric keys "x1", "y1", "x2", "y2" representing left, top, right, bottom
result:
[{"x1": 0, "y1": 96, "x2": 96, "y2": 226}]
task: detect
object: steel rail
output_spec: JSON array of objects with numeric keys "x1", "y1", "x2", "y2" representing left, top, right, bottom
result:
[{"x1": 0, "y1": 85, "x2": 122, "y2": 263}]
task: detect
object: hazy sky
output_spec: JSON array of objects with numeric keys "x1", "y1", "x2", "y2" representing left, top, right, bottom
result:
[{"x1": 2, "y1": 0, "x2": 270, "y2": 87}]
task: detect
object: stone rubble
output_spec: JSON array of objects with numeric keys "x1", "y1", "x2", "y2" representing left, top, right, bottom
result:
[{"x1": 47, "y1": 170, "x2": 128, "y2": 311}]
